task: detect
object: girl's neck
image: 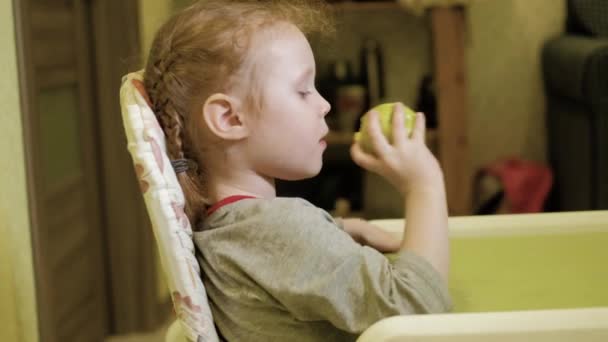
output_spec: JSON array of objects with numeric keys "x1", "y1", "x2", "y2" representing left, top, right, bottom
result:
[{"x1": 207, "y1": 169, "x2": 276, "y2": 203}]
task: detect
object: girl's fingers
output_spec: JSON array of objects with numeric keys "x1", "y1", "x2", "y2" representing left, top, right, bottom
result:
[
  {"x1": 366, "y1": 110, "x2": 391, "y2": 157},
  {"x1": 392, "y1": 103, "x2": 407, "y2": 147},
  {"x1": 350, "y1": 143, "x2": 380, "y2": 172},
  {"x1": 411, "y1": 112, "x2": 426, "y2": 143}
]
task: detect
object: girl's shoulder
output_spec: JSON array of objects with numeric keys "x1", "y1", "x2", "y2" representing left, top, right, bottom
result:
[
  {"x1": 201, "y1": 196, "x2": 339, "y2": 235},
  {"x1": 271, "y1": 197, "x2": 336, "y2": 224}
]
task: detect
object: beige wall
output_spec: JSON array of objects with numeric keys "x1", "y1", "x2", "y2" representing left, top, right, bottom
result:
[
  {"x1": 139, "y1": 0, "x2": 173, "y2": 63},
  {"x1": 468, "y1": 0, "x2": 566, "y2": 169},
  {"x1": 0, "y1": 1, "x2": 39, "y2": 342}
]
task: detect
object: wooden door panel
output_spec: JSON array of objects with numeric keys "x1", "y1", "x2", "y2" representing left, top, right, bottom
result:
[
  {"x1": 31, "y1": 4, "x2": 75, "y2": 69},
  {"x1": 17, "y1": 0, "x2": 164, "y2": 339},
  {"x1": 16, "y1": 0, "x2": 108, "y2": 341},
  {"x1": 38, "y1": 86, "x2": 83, "y2": 186}
]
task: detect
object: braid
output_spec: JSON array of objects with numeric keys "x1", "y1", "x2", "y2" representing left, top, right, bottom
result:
[
  {"x1": 145, "y1": 50, "x2": 209, "y2": 226},
  {"x1": 155, "y1": 83, "x2": 186, "y2": 160},
  {"x1": 146, "y1": 50, "x2": 188, "y2": 158}
]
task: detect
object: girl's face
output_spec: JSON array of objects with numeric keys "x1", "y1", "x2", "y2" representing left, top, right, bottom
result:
[{"x1": 243, "y1": 24, "x2": 331, "y2": 181}]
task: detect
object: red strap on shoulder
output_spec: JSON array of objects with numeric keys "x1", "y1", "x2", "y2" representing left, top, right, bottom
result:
[{"x1": 206, "y1": 195, "x2": 257, "y2": 216}]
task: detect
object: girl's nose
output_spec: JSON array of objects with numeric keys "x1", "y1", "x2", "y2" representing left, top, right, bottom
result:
[{"x1": 320, "y1": 97, "x2": 331, "y2": 117}]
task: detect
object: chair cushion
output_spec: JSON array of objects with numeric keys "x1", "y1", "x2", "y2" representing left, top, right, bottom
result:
[{"x1": 120, "y1": 71, "x2": 220, "y2": 342}]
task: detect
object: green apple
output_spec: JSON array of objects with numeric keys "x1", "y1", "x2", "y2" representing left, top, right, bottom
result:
[{"x1": 354, "y1": 102, "x2": 417, "y2": 154}]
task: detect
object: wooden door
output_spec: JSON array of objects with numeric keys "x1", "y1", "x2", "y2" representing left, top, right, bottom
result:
[{"x1": 14, "y1": 0, "x2": 109, "y2": 340}]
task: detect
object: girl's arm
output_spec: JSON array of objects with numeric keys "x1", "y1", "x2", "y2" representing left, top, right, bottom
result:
[
  {"x1": 350, "y1": 105, "x2": 449, "y2": 281},
  {"x1": 341, "y1": 218, "x2": 400, "y2": 253}
]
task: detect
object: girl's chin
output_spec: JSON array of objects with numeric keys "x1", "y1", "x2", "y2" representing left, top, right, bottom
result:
[{"x1": 279, "y1": 164, "x2": 323, "y2": 181}]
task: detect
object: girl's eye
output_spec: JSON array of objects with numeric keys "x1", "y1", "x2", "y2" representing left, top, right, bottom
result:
[{"x1": 299, "y1": 90, "x2": 312, "y2": 98}]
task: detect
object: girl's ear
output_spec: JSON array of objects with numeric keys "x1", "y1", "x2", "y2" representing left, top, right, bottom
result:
[{"x1": 201, "y1": 93, "x2": 250, "y2": 140}]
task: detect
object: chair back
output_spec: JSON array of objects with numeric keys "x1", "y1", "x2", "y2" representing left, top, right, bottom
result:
[{"x1": 119, "y1": 71, "x2": 220, "y2": 342}]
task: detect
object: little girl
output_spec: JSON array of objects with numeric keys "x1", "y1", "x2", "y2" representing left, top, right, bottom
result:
[{"x1": 144, "y1": 1, "x2": 450, "y2": 341}]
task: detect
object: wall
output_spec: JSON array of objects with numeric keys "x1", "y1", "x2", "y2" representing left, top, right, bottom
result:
[
  {"x1": 0, "y1": 1, "x2": 39, "y2": 341},
  {"x1": 468, "y1": 0, "x2": 566, "y2": 168},
  {"x1": 139, "y1": 0, "x2": 173, "y2": 62}
]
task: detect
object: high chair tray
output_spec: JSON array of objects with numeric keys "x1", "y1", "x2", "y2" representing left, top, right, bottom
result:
[{"x1": 361, "y1": 210, "x2": 608, "y2": 341}]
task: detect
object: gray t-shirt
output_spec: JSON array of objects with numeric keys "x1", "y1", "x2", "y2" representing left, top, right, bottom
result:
[{"x1": 194, "y1": 197, "x2": 451, "y2": 342}]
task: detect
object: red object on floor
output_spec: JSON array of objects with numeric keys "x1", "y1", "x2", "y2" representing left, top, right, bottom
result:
[{"x1": 482, "y1": 158, "x2": 553, "y2": 213}]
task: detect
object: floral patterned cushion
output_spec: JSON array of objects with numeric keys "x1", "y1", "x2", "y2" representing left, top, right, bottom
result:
[{"x1": 119, "y1": 71, "x2": 219, "y2": 342}]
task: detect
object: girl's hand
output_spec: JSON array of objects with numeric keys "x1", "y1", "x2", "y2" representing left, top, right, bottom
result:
[
  {"x1": 342, "y1": 218, "x2": 400, "y2": 253},
  {"x1": 350, "y1": 104, "x2": 443, "y2": 196}
]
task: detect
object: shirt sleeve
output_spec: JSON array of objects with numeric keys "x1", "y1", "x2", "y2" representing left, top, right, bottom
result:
[
  {"x1": 333, "y1": 217, "x2": 345, "y2": 230},
  {"x1": 249, "y1": 199, "x2": 452, "y2": 334}
]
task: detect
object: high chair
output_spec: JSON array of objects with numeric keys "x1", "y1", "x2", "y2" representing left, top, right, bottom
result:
[{"x1": 120, "y1": 71, "x2": 608, "y2": 342}]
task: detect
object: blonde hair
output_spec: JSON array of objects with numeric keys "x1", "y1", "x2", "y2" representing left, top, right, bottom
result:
[{"x1": 143, "y1": 0, "x2": 334, "y2": 226}]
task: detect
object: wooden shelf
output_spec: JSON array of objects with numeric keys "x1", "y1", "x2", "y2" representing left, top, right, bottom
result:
[{"x1": 330, "y1": 1, "x2": 400, "y2": 12}]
